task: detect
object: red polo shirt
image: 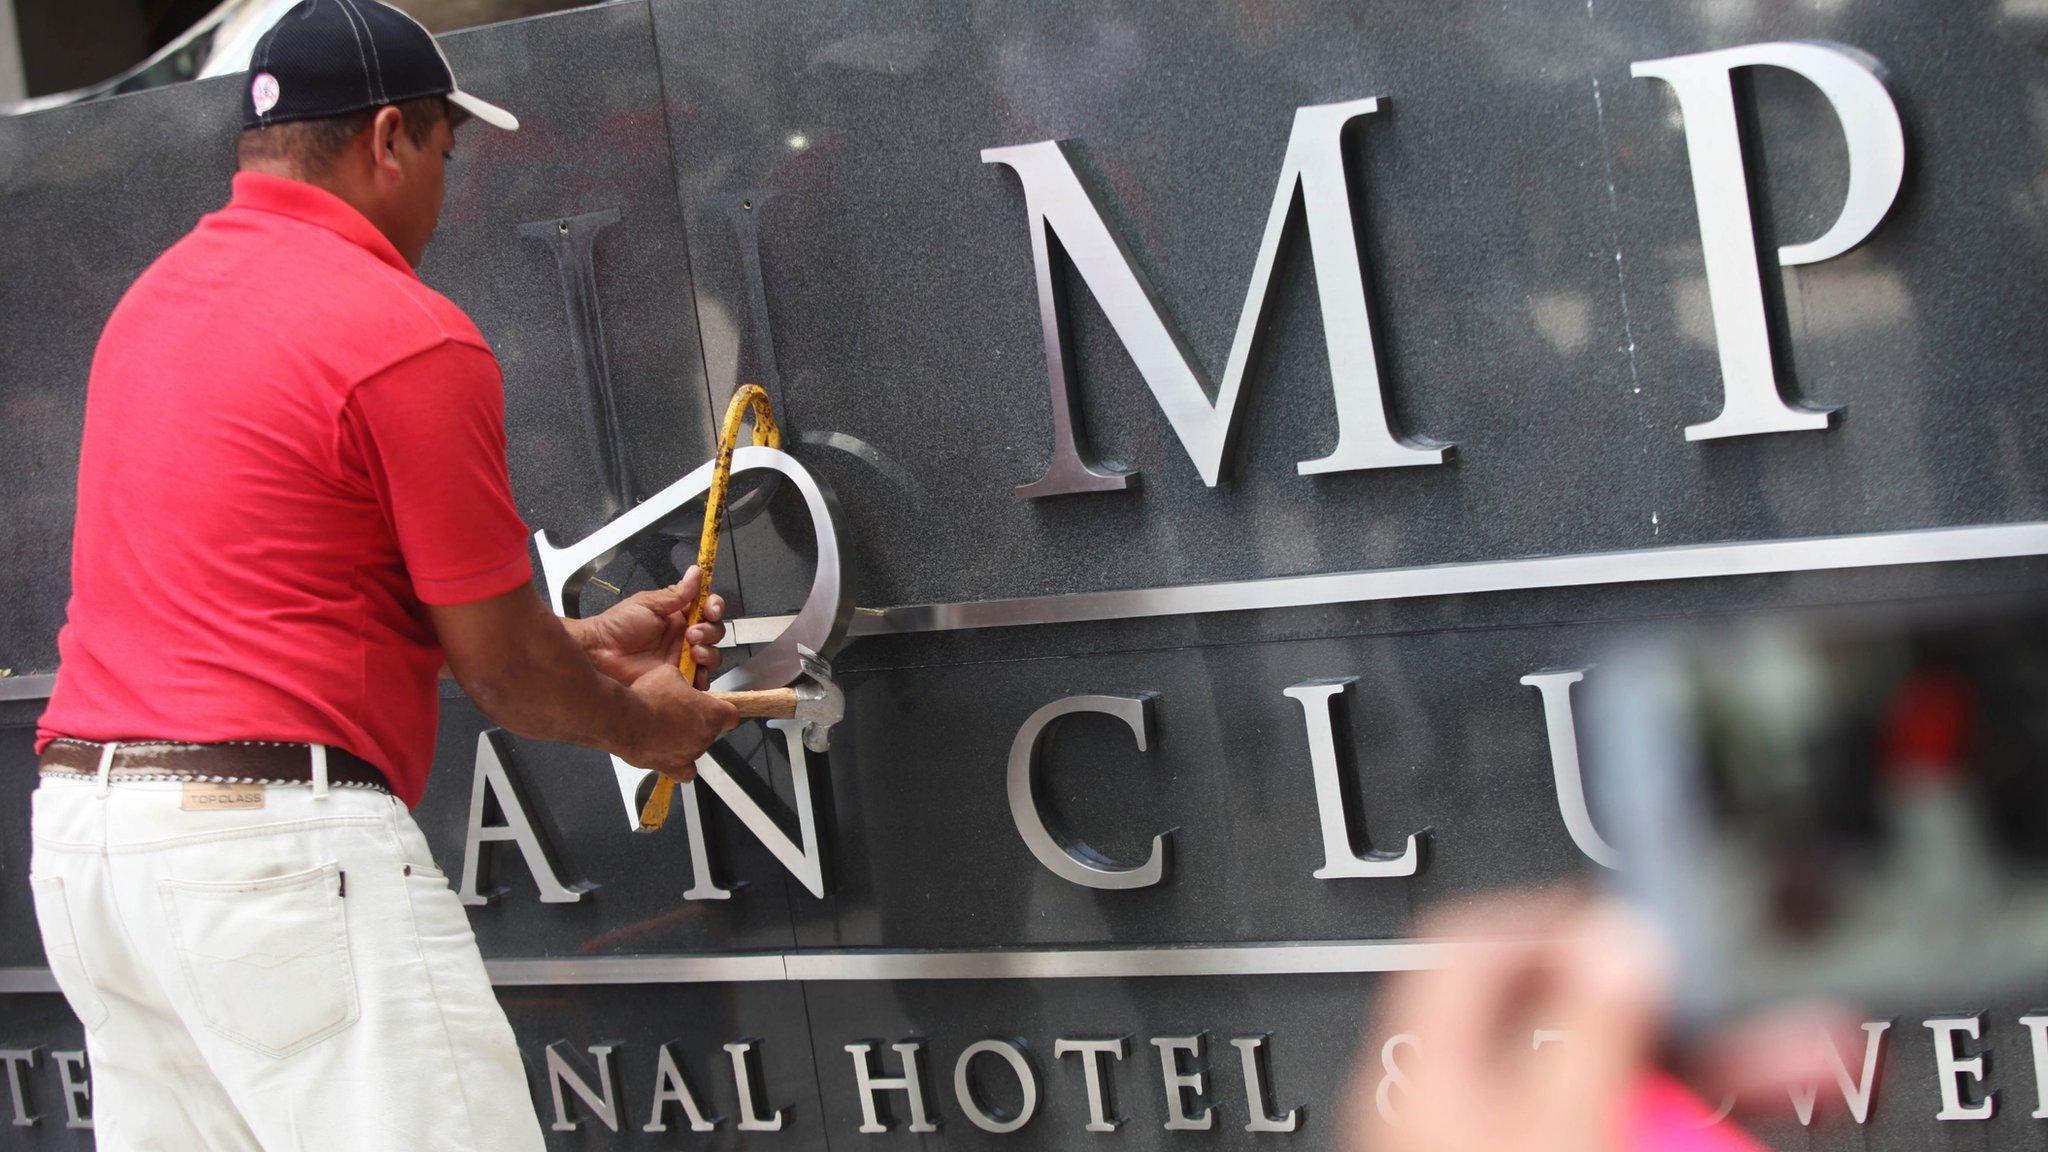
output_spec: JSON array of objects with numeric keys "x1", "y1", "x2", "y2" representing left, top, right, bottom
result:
[{"x1": 36, "y1": 172, "x2": 532, "y2": 806}]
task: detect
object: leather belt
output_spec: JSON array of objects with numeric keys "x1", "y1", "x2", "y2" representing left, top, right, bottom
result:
[{"x1": 38, "y1": 739, "x2": 391, "y2": 793}]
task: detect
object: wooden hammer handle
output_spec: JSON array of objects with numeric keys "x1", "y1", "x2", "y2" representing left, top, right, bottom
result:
[{"x1": 715, "y1": 688, "x2": 799, "y2": 718}]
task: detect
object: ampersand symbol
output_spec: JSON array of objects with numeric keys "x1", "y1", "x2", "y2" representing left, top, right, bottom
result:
[{"x1": 1375, "y1": 1033, "x2": 1419, "y2": 1125}]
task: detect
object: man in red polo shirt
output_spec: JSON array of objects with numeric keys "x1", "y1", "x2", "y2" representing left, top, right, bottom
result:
[{"x1": 26, "y1": 3, "x2": 734, "y2": 1148}]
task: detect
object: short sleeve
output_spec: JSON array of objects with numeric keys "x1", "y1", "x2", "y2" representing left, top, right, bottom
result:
[{"x1": 343, "y1": 340, "x2": 533, "y2": 605}]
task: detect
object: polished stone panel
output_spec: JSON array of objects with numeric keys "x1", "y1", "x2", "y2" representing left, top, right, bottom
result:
[
  {"x1": 0, "y1": 2, "x2": 732, "y2": 676},
  {"x1": 799, "y1": 974, "x2": 1371, "y2": 1149},
  {"x1": 402, "y1": 3, "x2": 800, "y2": 958},
  {"x1": 0, "y1": 0, "x2": 772, "y2": 959},
  {"x1": 791, "y1": 606, "x2": 1613, "y2": 950},
  {"x1": 5, "y1": 1, "x2": 2048, "y2": 1149},
  {"x1": 500, "y1": 982, "x2": 822, "y2": 1150},
  {"x1": 431, "y1": 4, "x2": 721, "y2": 559},
  {"x1": 0, "y1": 74, "x2": 243, "y2": 677},
  {"x1": 653, "y1": 0, "x2": 2048, "y2": 619},
  {"x1": 0, "y1": 730, "x2": 49, "y2": 966},
  {"x1": 0, "y1": 994, "x2": 92, "y2": 1144},
  {"x1": 1588, "y1": 2, "x2": 2048, "y2": 545},
  {"x1": 407, "y1": 694, "x2": 802, "y2": 958}
]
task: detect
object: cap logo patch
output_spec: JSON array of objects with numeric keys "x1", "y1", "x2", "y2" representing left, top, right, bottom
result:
[{"x1": 251, "y1": 72, "x2": 281, "y2": 116}]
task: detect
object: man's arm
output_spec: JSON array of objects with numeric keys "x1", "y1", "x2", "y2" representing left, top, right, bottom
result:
[
  {"x1": 432, "y1": 581, "x2": 736, "y2": 779},
  {"x1": 342, "y1": 342, "x2": 736, "y2": 777},
  {"x1": 444, "y1": 568, "x2": 728, "y2": 689}
]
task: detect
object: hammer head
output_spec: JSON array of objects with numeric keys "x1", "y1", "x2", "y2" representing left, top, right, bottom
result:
[{"x1": 791, "y1": 645, "x2": 844, "y2": 753}]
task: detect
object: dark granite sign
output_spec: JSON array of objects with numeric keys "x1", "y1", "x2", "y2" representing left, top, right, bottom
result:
[{"x1": 6, "y1": 0, "x2": 2048, "y2": 1147}]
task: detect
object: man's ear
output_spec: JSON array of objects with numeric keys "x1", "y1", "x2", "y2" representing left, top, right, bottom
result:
[{"x1": 368, "y1": 105, "x2": 407, "y2": 178}]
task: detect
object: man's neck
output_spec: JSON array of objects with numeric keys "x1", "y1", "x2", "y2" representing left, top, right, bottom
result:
[
  {"x1": 237, "y1": 162, "x2": 397, "y2": 251},
  {"x1": 240, "y1": 158, "x2": 345, "y2": 197}
]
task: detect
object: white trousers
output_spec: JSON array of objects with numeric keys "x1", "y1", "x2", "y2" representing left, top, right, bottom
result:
[{"x1": 27, "y1": 771, "x2": 547, "y2": 1152}]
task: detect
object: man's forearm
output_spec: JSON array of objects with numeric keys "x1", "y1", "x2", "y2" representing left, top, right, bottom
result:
[
  {"x1": 469, "y1": 646, "x2": 641, "y2": 754},
  {"x1": 431, "y1": 582, "x2": 735, "y2": 777},
  {"x1": 445, "y1": 594, "x2": 647, "y2": 757},
  {"x1": 439, "y1": 615, "x2": 591, "y2": 681}
]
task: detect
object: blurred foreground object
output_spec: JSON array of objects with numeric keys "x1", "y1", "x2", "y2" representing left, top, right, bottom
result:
[
  {"x1": 1343, "y1": 895, "x2": 1860, "y2": 1151},
  {"x1": 1342, "y1": 896, "x2": 1677, "y2": 1152},
  {"x1": 1624, "y1": 1076, "x2": 1768, "y2": 1152},
  {"x1": 1588, "y1": 600, "x2": 2048, "y2": 1028}
]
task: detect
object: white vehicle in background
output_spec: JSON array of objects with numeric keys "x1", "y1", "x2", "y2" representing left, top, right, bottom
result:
[
  {"x1": 3, "y1": 0, "x2": 298, "y2": 115},
  {"x1": 1, "y1": 0, "x2": 592, "y2": 114}
]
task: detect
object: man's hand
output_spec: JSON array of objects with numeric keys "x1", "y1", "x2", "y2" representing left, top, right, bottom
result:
[
  {"x1": 431, "y1": 581, "x2": 738, "y2": 779},
  {"x1": 1342, "y1": 895, "x2": 1670, "y2": 1152},
  {"x1": 615, "y1": 664, "x2": 740, "y2": 782},
  {"x1": 575, "y1": 565, "x2": 728, "y2": 688}
]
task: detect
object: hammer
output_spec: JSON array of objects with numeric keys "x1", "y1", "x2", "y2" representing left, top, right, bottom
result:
[
  {"x1": 709, "y1": 645, "x2": 844, "y2": 754},
  {"x1": 638, "y1": 646, "x2": 843, "y2": 831}
]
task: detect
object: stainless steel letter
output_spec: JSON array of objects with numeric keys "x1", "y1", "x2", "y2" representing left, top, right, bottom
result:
[
  {"x1": 2023, "y1": 1014, "x2": 2048, "y2": 1120},
  {"x1": 1375, "y1": 1034, "x2": 1417, "y2": 1125},
  {"x1": 955, "y1": 1040, "x2": 1039, "y2": 1134},
  {"x1": 621, "y1": 717, "x2": 830, "y2": 898},
  {"x1": 1055, "y1": 1037, "x2": 1127, "y2": 1133},
  {"x1": 726, "y1": 1040, "x2": 786, "y2": 1132},
  {"x1": 1631, "y1": 43, "x2": 1905, "y2": 441},
  {"x1": 1151, "y1": 1035, "x2": 1215, "y2": 1132},
  {"x1": 1231, "y1": 1036, "x2": 1300, "y2": 1133},
  {"x1": 545, "y1": 1042, "x2": 621, "y2": 1133},
  {"x1": 1925, "y1": 1016, "x2": 1994, "y2": 1121},
  {"x1": 1008, "y1": 695, "x2": 1171, "y2": 889},
  {"x1": 1285, "y1": 678, "x2": 1424, "y2": 878},
  {"x1": 646, "y1": 1042, "x2": 719, "y2": 1133},
  {"x1": 983, "y1": 98, "x2": 1444, "y2": 496},
  {"x1": 52, "y1": 1051, "x2": 87, "y2": 1130},
  {"x1": 537, "y1": 446, "x2": 849, "y2": 900},
  {"x1": 675, "y1": 781, "x2": 734, "y2": 900},
  {"x1": 1789, "y1": 1021, "x2": 1889, "y2": 1126},
  {"x1": 1521, "y1": 670, "x2": 1622, "y2": 869},
  {"x1": 0, "y1": 1050, "x2": 34, "y2": 1127},
  {"x1": 845, "y1": 1041, "x2": 939, "y2": 1134},
  {"x1": 519, "y1": 210, "x2": 636, "y2": 515},
  {"x1": 459, "y1": 729, "x2": 585, "y2": 906}
]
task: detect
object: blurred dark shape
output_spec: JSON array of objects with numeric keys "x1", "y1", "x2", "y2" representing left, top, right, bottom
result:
[{"x1": 1878, "y1": 666, "x2": 1977, "y2": 787}]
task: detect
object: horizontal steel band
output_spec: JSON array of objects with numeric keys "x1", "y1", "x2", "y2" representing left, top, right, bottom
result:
[
  {"x1": 0, "y1": 940, "x2": 1475, "y2": 994},
  {"x1": 0, "y1": 969, "x2": 55, "y2": 995},
  {"x1": 7, "y1": 522, "x2": 2045, "y2": 700},
  {"x1": 778, "y1": 941, "x2": 1467, "y2": 981},
  {"x1": 0, "y1": 674, "x2": 54, "y2": 702},
  {"x1": 486, "y1": 954, "x2": 790, "y2": 984},
  {"x1": 728, "y1": 520, "x2": 2048, "y2": 646}
]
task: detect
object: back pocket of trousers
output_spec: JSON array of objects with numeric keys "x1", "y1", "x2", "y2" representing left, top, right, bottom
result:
[
  {"x1": 28, "y1": 875, "x2": 111, "y2": 1033},
  {"x1": 160, "y1": 862, "x2": 359, "y2": 1058}
]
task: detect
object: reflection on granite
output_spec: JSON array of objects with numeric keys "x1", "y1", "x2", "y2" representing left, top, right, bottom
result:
[
  {"x1": 4, "y1": 1, "x2": 2048, "y2": 1146},
  {"x1": 654, "y1": 0, "x2": 2048, "y2": 619}
]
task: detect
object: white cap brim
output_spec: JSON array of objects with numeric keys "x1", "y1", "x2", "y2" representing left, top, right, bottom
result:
[{"x1": 448, "y1": 89, "x2": 519, "y2": 131}]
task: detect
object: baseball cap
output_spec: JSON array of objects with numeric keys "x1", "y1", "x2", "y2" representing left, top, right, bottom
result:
[{"x1": 243, "y1": 0, "x2": 518, "y2": 132}]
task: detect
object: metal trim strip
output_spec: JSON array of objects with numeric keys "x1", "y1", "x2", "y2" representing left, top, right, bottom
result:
[
  {"x1": 726, "y1": 520, "x2": 2048, "y2": 646},
  {"x1": 0, "y1": 940, "x2": 1479, "y2": 994},
  {"x1": 8, "y1": 524, "x2": 2048, "y2": 689},
  {"x1": 0, "y1": 674, "x2": 55, "y2": 702},
  {"x1": 0, "y1": 969, "x2": 56, "y2": 994},
  {"x1": 486, "y1": 954, "x2": 790, "y2": 984},
  {"x1": 778, "y1": 941, "x2": 1469, "y2": 981}
]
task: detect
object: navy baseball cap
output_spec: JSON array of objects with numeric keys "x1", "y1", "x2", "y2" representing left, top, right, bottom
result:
[{"x1": 243, "y1": 0, "x2": 518, "y2": 132}]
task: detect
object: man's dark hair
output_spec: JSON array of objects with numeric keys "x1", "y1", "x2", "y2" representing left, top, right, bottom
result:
[{"x1": 236, "y1": 95, "x2": 450, "y2": 173}]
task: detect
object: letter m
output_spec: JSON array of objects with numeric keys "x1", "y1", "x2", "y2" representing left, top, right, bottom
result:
[{"x1": 983, "y1": 98, "x2": 1446, "y2": 497}]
